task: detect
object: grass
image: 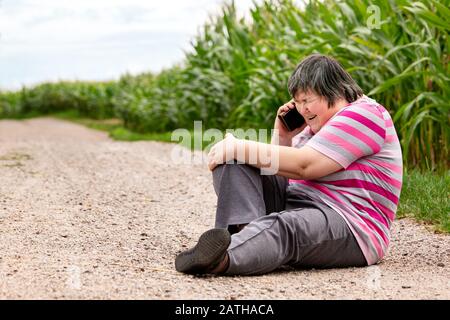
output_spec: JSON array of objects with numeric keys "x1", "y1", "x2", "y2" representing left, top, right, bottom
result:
[
  {"x1": 0, "y1": 152, "x2": 32, "y2": 161},
  {"x1": 49, "y1": 112, "x2": 450, "y2": 234},
  {"x1": 52, "y1": 110, "x2": 216, "y2": 152},
  {"x1": 398, "y1": 170, "x2": 450, "y2": 233},
  {"x1": 51, "y1": 110, "x2": 173, "y2": 142},
  {"x1": 0, "y1": 151, "x2": 32, "y2": 168},
  {"x1": 109, "y1": 127, "x2": 175, "y2": 142},
  {"x1": 51, "y1": 110, "x2": 272, "y2": 148}
]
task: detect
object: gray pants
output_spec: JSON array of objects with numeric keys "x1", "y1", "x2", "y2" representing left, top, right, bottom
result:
[{"x1": 212, "y1": 162, "x2": 367, "y2": 276}]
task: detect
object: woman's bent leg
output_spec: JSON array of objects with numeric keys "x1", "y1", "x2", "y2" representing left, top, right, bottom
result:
[{"x1": 212, "y1": 162, "x2": 287, "y2": 230}]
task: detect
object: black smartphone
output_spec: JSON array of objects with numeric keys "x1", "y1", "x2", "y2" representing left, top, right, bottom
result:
[{"x1": 278, "y1": 106, "x2": 305, "y2": 131}]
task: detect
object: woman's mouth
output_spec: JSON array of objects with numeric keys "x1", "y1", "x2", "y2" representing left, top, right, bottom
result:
[{"x1": 308, "y1": 115, "x2": 317, "y2": 121}]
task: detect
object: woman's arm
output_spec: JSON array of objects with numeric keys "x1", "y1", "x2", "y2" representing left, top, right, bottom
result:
[
  {"x1": 208, "y1": 134, "x2": 343, "y2": 180},
  {"x1": 235, "y1": 139, "x2": 343, "y2": 180}
]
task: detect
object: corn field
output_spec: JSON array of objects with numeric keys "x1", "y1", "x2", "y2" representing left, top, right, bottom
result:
[{"x1": 0, "y1": 0, "x2": 448, "y2": 171}]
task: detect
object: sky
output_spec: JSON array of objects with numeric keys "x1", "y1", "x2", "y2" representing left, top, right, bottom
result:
[{"x1": 0, "y1": 0, "x2": 259, "y2": 90}]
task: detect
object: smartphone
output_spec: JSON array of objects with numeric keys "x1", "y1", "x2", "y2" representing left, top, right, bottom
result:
[{"x1": 278, "y1": 106, "x2": 305, "y2": 131}]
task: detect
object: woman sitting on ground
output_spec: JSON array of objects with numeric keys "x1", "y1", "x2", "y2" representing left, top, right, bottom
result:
[{"x1": 175, "y1": 54, "x2": 403, "y2": 276}]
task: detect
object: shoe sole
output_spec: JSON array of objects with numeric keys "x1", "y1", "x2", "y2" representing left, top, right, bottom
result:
[{"x1": 175, "y1": 228, "x2": 231, "y2": 274}]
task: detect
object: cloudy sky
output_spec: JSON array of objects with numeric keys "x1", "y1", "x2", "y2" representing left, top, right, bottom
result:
[{"x1": 0, "y1": 0, "x2": 258, "y2": 90}]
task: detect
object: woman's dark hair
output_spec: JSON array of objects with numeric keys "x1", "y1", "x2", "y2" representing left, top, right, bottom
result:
[{"x1": 287, "y1": 54, "x2": 363, "y2": 108}]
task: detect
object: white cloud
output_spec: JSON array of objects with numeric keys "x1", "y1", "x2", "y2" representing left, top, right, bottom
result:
[{"x1": 0, "y1": 0, "x2": 260, "y2": 90}]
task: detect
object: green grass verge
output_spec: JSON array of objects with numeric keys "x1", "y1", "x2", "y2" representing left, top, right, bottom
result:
[
  {"x1": 51, "y1": 110, "x2": 176, "y2": 142},
  {"x1": 23, "y1": 112, "x2": 450, "y2": 234},
  {"x1": 51, "y1": 110, "x2": 198, "y2": 149},
  {"x1": 50, "y1": 110, "x2": 271, "y2": 149},
  {"x1": 397, "y1": 170, "x2": 449, "y2": 233}
]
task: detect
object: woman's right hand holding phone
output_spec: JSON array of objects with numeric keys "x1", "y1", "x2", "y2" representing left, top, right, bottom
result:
[{"x1": 272, "y1": 100, "x2": 306, "y2": 145}]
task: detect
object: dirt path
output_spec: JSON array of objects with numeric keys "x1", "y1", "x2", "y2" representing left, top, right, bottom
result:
[{"x1": 0, "y1": 117, "x2": 448, "y2": 299}]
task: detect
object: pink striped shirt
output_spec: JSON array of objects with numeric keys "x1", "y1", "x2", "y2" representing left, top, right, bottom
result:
[{"x1": 289, "y1": 96, "x2": 403, "y2": 265}]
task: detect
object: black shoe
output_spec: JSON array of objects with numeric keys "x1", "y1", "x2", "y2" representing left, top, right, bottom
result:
[{"x1": 175, "y1": 228, "x2": 231, "y2": 274}]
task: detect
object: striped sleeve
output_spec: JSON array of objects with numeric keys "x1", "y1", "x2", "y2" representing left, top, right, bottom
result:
[
  {"x1": 292, "y1": 127, "x2": 313, "y2": 148},
  {"x1": 306, "y1": 104, "x2": 386, "y2": 168}
]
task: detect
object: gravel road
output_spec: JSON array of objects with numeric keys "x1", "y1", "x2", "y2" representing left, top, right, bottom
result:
[{"x1": 0, "y1": 117, "x2": 448, "y2": 299}]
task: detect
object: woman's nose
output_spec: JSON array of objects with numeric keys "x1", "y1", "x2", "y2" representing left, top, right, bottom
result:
[{"x1": 300, "y1": 104, "x2": 308, "y2": 115}]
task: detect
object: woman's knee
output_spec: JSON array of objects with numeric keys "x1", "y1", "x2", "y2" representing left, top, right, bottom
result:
[{"x1": 212, "y1": 161, "x2": 257, "y2": 178}]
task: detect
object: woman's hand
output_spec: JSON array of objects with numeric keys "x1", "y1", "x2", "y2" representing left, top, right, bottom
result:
[
  {"x1": 207, "y1": 133, "x2": 238, "y2": 171},
  {"x1": 272, "y1": 100, "x2": 306, "y2": 145}
]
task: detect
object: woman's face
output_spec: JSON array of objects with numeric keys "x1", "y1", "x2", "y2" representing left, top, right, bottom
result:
[{"x1": 293, "y1": 91, "x2": 342, "y2": 134}]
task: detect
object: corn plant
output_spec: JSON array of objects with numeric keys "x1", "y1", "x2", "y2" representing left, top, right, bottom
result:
[{"x1": 0, "y1": 0, "x2": 448, "y2": 171}]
